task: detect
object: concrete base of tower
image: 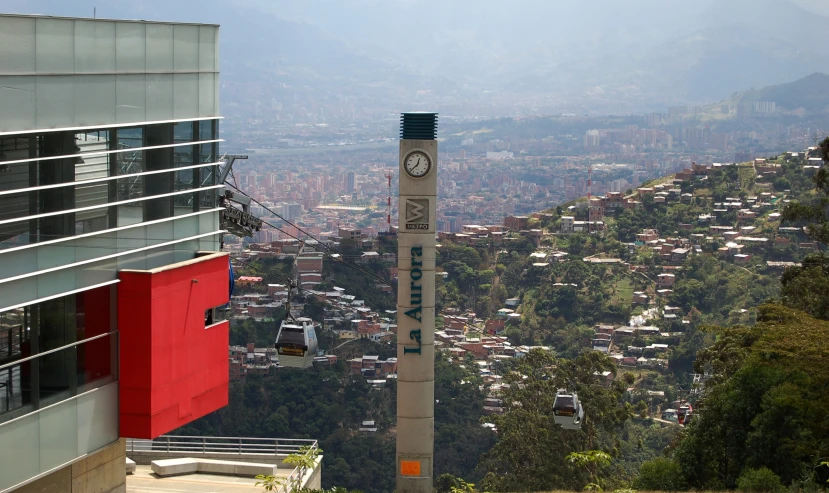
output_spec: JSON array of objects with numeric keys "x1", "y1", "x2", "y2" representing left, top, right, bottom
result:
[{"x1": 396, "y1": 475, "x2": 434, "y2": 493}]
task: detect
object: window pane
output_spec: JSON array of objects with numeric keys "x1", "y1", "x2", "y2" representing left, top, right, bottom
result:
[
  {"x1": 174, "y1": 192, "x2": 195, "y2": 216},
  {"x1": 117, "y1": 203, "x2": 143, "y2": 226},
  {"x1": 0, "y1": 361, "x2": 34, "y2": 422},
  {"x1": 0, "y1": 308, "x2": 34, "y2": 363},
  {"x1": 174, "y1": 143, "x2": 195, "y2": 194},
  {"x1": 0, "y1": 136, "x2": 33, "y2": 163},
  {"x1": 75, "y1": 285, "x2": 111, "y2": 340},
  {"x1": 115, "y1": 127, "x2": 144, "y2": 184},
  {"x1": 0, "y1": 215, "x2": 110, "y2": 249},
  {"x1": 0, "y1": 296, "x2": 116, "y2": 422},
  {"x1": 0, "y1": 137, "x2": 33, "y2": 207},
  {"x1": 174, "y1": 121, "x2": 194, "y2": 143},
  {"x1": 38, "y1": 346, "x2": 74, "y2": 405},
  {"x1": 144, "y1": 195, "x2": 172, "y2": 221},
  {"x1": 76, "y1": 333, "x2": 114, "y2": 392},
  {"x1": 117, "y1": 175, "x2": 143, "y2": 201},
  {"x1": 174, "y1": 144, "x2": 194, "y2": 167},
  {"x1": 73, "y1": 130, "x2": 110, "y2": 157},
  {"x1": 144, "y1": 124, "x2": 173, "y2": 221},
  {"x1": 117, "y1": 127, "x2": 143, "y2": 151},
  {"x1": 174, "y1": 169, "x2": 193, "y2": 192},
  {"x1": 37, "y1": 132, "x2": 77, "y2": 240},
  {"x1": 199, "y1": 165, "x2": 216, "y2": 209},
  {"x1": 0, "y1": 189, "x2": 32, "y2": 245},
  {"x1": 38, "y1": 296, "x2": 76, "y2": 352},
  {"x1": 73, "y1": 210, "x2": 110, "y2": 235},
  {"x1": 199, "y1": 142, "x2": 215, "y2": 164},
  {"x1": 198, "y1": 120, "x2": 214, "y2": 141}
]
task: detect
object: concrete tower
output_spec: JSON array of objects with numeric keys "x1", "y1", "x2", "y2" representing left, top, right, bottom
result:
[{"x1": 396, "y1": 112, "x2": 438, "y2": 493}]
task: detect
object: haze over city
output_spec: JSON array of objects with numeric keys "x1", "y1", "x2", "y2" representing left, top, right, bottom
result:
[{"x1": 9, "y1": 0, "x2": 829, "y2": 118}]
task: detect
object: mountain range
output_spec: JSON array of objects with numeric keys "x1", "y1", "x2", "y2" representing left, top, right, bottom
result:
[
  {"x1": 6, "y1": 0, "x2": 829, "y2": 115},
  {"x1": 731, "y1": 72, "x2": 829, "y2": 113}
]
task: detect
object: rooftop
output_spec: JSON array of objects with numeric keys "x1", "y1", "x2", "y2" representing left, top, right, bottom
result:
[
  {"x1": 127, "y1": 464, "x2": 282, "y2": 492},
  {"x1": 0, "y1": 12, "x2": 220, "y2": 26}
]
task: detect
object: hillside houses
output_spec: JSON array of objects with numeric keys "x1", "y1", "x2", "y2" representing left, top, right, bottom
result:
[
  {"x1": 228, "y1": 338, "x2": 336, "y2": 381},
  {"x1": 590, "y1": 324, "x2": 670, "y2": 369},
  {"x1": 349, "y1": 355, "x2": 398, "y2": 379},
  {"x1": 436, "y1": 332, "x2": 550, "y2": 364}
]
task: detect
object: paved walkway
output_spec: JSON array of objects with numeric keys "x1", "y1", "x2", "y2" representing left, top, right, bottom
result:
[{"x1": 127, "y1": 465, "x2": 286, "y2": 493}]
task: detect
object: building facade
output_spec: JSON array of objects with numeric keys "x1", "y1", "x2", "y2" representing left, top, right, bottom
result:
[{"x1": 0, "y1": 14, "x2": 228, "y2": 493}]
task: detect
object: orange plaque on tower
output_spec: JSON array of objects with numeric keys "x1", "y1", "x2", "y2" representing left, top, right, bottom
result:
[{"x1": 400, "y1": 460, "x2": 421, "y2": 476}]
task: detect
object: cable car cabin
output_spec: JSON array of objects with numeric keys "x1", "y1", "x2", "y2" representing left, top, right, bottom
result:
[
  {"x1": 677, "y1": 404, "x2": 693, "y2": 426},
  {"x1": 553, "y1": 389, "x2": 585, "y2": 430},
  {"x1": 275, "y1": 320, "x2": 318, "y2": 369},
  {"x1": 661, "y1": 408, "x2": 679, "y2": 423}
]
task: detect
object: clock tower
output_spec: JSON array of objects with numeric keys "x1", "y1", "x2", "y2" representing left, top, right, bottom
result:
[{"x1": 396, "y1": 112, "x2": 438, "y2": 493}]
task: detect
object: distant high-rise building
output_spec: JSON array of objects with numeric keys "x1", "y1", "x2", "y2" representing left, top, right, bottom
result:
[
  {"x1": 346, "y1": 171, "x2": 355, "y2": 193},
  {"x1": 753, "y1": 101, "x2": 776, "y2": 114},
  {"x1": 282, "y1": 202, "x2": 303, "y2": 221},
  {"x1": 584, "y1": 129, "x2": 600, "y2": 149}
]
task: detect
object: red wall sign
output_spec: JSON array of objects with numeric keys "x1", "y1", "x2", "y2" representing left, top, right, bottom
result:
[{"x1": 118, "y1": 253, "x2": 230, "y2": 439}]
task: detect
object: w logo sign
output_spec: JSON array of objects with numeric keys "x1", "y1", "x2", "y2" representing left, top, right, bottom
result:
[{"x1": 405, "y1": 199, "x2": 429, "y2": 230}]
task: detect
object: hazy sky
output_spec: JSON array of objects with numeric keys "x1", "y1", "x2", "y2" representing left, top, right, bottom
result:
[{"x1": 6, "y1": 0, "x2": 828, "y2": 107}]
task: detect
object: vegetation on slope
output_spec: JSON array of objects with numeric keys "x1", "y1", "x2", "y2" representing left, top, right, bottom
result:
[
  {"x1": 479, "y1": 350, "x2": 633, "y2": 492},
  {"x1": 674, "y1": 304, "x2": 829, "y2": 489}
]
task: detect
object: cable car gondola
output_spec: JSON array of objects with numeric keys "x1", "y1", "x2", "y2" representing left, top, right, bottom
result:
[
  {"x1": 677, "y1": 404, "x2": 693, "y2": 426},
  {"x1": 275, "y1": 319, "x2": 318, "y2": 369},
  {"x1": 553, "y1": 389, "x2": 584, "y2": 430}
]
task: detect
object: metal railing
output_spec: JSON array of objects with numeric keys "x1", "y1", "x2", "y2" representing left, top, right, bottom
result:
[
  {"x1": 126, "y1": 435, "x2": 318, "y2": 457},
  {"x1": 284, "y1": 465, "x2": 304, "y2": 493}
]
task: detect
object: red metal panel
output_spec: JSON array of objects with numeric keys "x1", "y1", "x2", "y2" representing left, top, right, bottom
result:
[{"x1": 119, "y1": 253, "x2": 229, "y2": 439}]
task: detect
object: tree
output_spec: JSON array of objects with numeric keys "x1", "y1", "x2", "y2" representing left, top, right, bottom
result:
[
  {"x1": 670, "y1": 279, "x2": 707, "y2": 311},
  {"x1": 634, "y1": 458, "x2": 687, "y2": 491},
  {"x1": 567, "y1": 450, "x2": 612, "y2": 491},
  {"x1": 782, "y1": 137, "x2": 829, "y2": 246},
  {"x1": 673, "y1": 304, "x2": 829, "y2": 489},
  {"x1": 779, "y1": 137, "x2": 829, "y2": 320},
  {"x1": 256, "y1": 445, "x2": 323, "y2": 492},
  {"x1": 479, "y1": 349, "x2": 632, "y2": 491},
  {"x1": 780, "y1": 254, "x2": 829, "y2": 320},
  {"x1": 614, "y1": 209, "x2": 640, "y2": 243},
  {"x1": 568, "y1": 235, "x2": 587, "y2": 255},
  {"x1": 736, "y1": 467, "x2": 785, "y2": 493}
]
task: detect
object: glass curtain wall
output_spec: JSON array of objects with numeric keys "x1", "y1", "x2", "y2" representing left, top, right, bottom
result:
[
  {"x1": 198, "y1": 119, "x2": 217, "y2": 209},
  {"x1": 0, "y1": 285, "x2": 116, "y2": 423},
  {"x1": 0, "y1": 119, "x2": 220, "y2": 249}
]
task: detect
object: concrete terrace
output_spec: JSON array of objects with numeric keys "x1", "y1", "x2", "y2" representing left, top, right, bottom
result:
[{"x1": 127, "y1": 464, "x2": 283, "y2": 492}]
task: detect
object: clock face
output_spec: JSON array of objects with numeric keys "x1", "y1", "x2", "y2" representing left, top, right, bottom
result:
[{"x1": 404, "y1": 151, "x2": 432, "y2": 178}]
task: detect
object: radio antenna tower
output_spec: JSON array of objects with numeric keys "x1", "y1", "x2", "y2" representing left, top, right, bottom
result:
[{"x1": 587, "y1": 164, "x2": 593, "y2": 234}]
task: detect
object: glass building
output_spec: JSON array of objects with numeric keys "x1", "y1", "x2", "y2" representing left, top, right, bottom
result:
[{"x1": 0, "y1": 14, "x2": 230, "y2": 493}]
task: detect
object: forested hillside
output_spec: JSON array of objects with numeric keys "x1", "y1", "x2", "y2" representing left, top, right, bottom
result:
[{"x1": 178, "y1": 141, "x2": 829, "y2": 492}]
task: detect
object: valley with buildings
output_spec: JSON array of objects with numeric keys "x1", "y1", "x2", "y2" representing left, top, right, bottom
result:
[
  {"x1": 206, "y1": 136, "x2": 828, "y2": 492},
  {"x1": 2, "y1": 2, "x2": 829, "y2": 493}
]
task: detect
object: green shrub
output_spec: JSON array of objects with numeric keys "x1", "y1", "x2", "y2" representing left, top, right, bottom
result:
[
  {"x1": 633, "y1": 457, "x2": 687, "y2": 491},
  {"x1": 436, "y1": 474, "x2": 464, "y2": 493},
  {"x1": 736, "y1": 467, "x2": 784, "y2": 492}
]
